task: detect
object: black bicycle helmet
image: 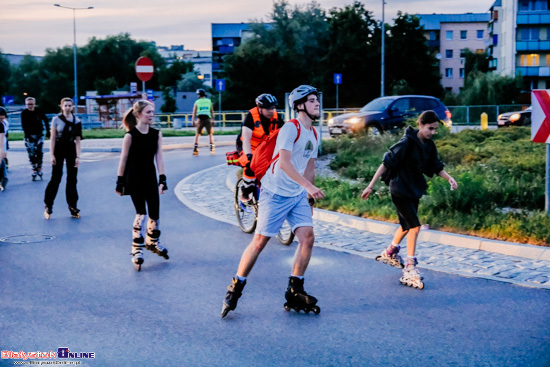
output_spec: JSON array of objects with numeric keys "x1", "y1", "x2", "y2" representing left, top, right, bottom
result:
[
  {"x1": 196, "y1": 89, "x2": 207, "y2": 97},
  {"x1": 255, "y1": 93, "x2": 278, "y2": 109},
  {"x1": 288, "y1": 85, "x2": 318, "y2": 111},
  {"x1": 0, "y1": 106, "x2": 7, "y2": 117}
]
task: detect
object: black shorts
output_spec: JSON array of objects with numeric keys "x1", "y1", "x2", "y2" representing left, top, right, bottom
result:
[{"x1": 391, "y1": 195, "x2": 421, "y2": 230}]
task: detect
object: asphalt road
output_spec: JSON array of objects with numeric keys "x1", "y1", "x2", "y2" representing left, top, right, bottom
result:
[{"x1": 0, "y1": 147, "x2": 549, "y2": 367}]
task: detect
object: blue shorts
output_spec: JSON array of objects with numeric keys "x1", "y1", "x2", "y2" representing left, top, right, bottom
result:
[{"x1": 255, "y1": 188, "x2": 313, "y2": 237}]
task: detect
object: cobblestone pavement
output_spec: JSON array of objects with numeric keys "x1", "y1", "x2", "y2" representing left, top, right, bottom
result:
[{"x1": 177, "y1": 164, "x2": 550, "y2": 290}]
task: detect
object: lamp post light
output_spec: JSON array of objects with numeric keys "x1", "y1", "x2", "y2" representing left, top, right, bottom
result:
[{"x1": 53, "y1": 4, "x2": 94, "y2": 106}]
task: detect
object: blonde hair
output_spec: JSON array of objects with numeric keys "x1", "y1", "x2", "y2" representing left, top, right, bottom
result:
[
  {"x1": 122, "y1": 99, "x2": 155, "y2": 131},
  {"x1": 59, "y1": 97, "x2": 73, "y2": 113}
]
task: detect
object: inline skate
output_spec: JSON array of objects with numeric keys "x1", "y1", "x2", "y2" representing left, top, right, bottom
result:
[
  {"x1": 375, "y1": 244, "x2": 404, "y2": 268},
  {"x1": 131, "y1": 214, "x2": 146, "y2": 271},
  {"x1": 192, "y1": 144, "x2": 199, "y2": 156},
  {"x1": 44, "y1": 205, "x2": 52, "y2": 219},
  {"x1": 210, "y1": 143, "x2": 215, "y2": 155},
  {"x1": 221, "y1": 277, "x2": 246, "y2": 318},
  {"x1": 284, "y1": 276, "x2": 320, "y2": 314},
  {"x1": 399, "y1": 257, "x2": 424, "y2": 289},
  {"x1": 145, "y1": 219, "x2": 169, "y2": 259},
  {"x1": 69, "y1": 207, "x2": 80, "y2": 218}
]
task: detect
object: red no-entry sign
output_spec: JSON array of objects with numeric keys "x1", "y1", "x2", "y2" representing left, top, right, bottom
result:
[{"x1": 135, "y1": 57, "x2": 154, "y2": 82}]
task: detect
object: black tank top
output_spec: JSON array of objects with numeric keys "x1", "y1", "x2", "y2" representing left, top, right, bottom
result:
[{"x1": 125, "y1": 127, "x2": 159, "y2": 191}]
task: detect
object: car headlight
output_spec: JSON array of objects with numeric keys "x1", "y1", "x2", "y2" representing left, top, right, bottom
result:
[
  {"x1": 328, "y1": 118, "x2": 334, "y2": 125},
  {"x1": 509, "y1": 113, "x2": 520, "y2": 122},
  {"x1": 497, "y1": 114, "x2": 502, "y2": 120},
  {"x1": 347, "y1": 117, "x2": 361, "y2": 124}
]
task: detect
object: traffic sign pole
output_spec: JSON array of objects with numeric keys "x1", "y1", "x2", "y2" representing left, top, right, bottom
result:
[{"x1": 135, "y1": 57, "x2": 154, "y2": 99}]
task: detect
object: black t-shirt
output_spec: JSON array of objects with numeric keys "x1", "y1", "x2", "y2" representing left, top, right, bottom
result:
[
  {"x1": 21, "y1": 108, "x2": 49, "y2": 136},
  {"x1": 125, "y1": 127, "x2": 159, "y2": 193}
]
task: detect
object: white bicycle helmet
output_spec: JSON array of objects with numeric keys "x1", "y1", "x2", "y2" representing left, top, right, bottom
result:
[{"x1": 288, "y1": 85, "x2": 319, "y2": 111}]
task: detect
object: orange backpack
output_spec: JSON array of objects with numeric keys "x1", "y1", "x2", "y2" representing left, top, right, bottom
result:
[{"x1": 250, "y1": 119, "x2": 317, "y2": 181}]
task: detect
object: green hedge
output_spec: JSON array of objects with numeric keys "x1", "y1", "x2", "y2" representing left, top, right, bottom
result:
[{"x1": 317, "y1": 126, "x2": 549, "y2": 246}]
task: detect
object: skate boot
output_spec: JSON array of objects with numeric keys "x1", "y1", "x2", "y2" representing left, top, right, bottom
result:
[
  {"x1": 145, "y1": 219, "x2": 169, "y2": 259},
  {"x1": 399, "y1": 257, "x2": 424, "y2": 289},
  {"x1": 0, "y1": 177, "x2": 7, "y2": 192},
  {"x1": 210, "y1": 143, "x2": 215, "y2": 155},
  {"x1": 37, "y1": 167, "x2": 43, "y2": 180},
  {"x1": 32, "y1": 171, "x2": 38, "y2": 181},
  {"x1": 221, "y1": 277, "x2": 246, "y2": 318},
  {"x1": 44, "y1": 205, "x2": 53, "y2": 220},
  {"x1": 131, "y1": 239, "x2": 145, "y2": 271},
  {"x1": 284, "y1": 276, "x2": 320, "y2": 314},
  {"x1": 69, "y1": 206, "x2": 80, "y2": 218},
  {"x1": 375, "y1": 244, "x2": 404, "y2": 268},
  {"x1": 192, "y1": 144, "x2": 199, "y2": 156}
]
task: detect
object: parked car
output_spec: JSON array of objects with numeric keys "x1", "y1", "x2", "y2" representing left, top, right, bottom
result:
[
  {"x1": 328, "y1": 95, "x2": 452, "y2": 137},
  {"x1": 497, "y1": 106, "x2": 531, "y2": 128}
]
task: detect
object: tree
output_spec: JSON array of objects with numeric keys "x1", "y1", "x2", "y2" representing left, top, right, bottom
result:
[
  {"x1": 385, "y1": 12, "x2": 443, "y2": 98},
  {"x1": 177, "y1": 71, "x2": 205, "y2": 91},
  {"x1": 459, "y1": 71, "x2": 523, "y2": 105},
  {"x1": 160, "y1": 87, "x2": 177, "y2": 113},
  {"x1": 7, "y1": 54, "x2": 42, "y2": 104},
  {"x1": 319, "y1": 1, "x2": 380, "y2": 107},
  {"x1": 94, "y1": 77, "x2": 117, "y2": 95},
  {"x1": 0, "y1": 52, "x2": 11, "y2": 100},
  {"x1": 463, "y1": 49, "x2": 489, "y2": 81},
  {"x1": 158, "y1": 59, "x2": 194, "y2": 89}
]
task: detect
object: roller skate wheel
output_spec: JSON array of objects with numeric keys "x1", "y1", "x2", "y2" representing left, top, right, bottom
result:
[
  {"x1": 44, "y1": 212, "x2": 50, "y2": 220},
  {"x1": 283, "y1": 302, "x2": 291, "y2": 311},
  {"x1": 313, "y1": 306, "x2": 320, "y2": 314},
  {"x1": 221, "y1": 307, "x2": 230, "y2": 318},
  {"x1": 375, "y1": 255, "x2": 382, "y2": 262},
  {"x1": 418, "y1": 283, "x2": 425, "y2": 290},
  {"x1": 134, "y1": 263, "x2": 141, "y2": 272}
]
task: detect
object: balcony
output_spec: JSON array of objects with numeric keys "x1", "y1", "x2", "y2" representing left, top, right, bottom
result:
[
  {"x1": 516, "y1": 66, "x2": 550, "y2": 77},
  {"x1": 517, "y1": 11, "x2": 550, "y2": 25},
  {"x1": 516, "y1": 40, "x2": 550, "y2": 51}
]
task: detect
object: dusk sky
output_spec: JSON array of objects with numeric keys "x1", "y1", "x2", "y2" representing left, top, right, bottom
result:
[{"x1": 2, "y1": 0, "x2": 494, "y2": 56}]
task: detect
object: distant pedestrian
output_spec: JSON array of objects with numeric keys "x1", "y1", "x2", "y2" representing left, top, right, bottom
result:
[
  {"x1": 21, "y1": 97, "x2": 50, "y2": 180},
  {"x1": 115, "y1": 99, "x2": 169, "y2": 271},
  {"x1": 221, "y1": 85, "x2": 325, "y2": 318},
  {"x1": 361, "y1": 110, "x2": 458, "y2": 289},
  {"x1": 43, "y1": 97, "x2": 82, "y2": 219},
  {"x1": 191, "y1": 89, "x2": 215, "y2": 155},
  {"x1": 0, "y1": 107, "x2": 9, "y2": 191}
]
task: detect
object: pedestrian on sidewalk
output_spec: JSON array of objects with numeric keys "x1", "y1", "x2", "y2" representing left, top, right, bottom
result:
[
  {"x1": 43, "y1": 98, "x2": 82, "y2": 219},
  {"x1": 21, "y1": 97, "x2": 50, "y2": 180},
  {"x1": 238, "y1": 93, "x2": 284, "y2": 202},
  {"x1": 221, "y1": 85, "x2": 325, "y2": 318},
  {"x1": 191, "y1": 89, "x2": 215, "y2": 156},
  {"x1": 361, "y1": 110, "x2": 458, "y2": 289},
  {"x1": 115, "y1": 99, "x2": 169, "y2": 271},
  {"x1": 0, "y1": 107, "x2": 9, "y2": 191}
]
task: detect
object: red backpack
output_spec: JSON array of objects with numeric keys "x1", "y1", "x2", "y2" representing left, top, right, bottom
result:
[{"x1": 250, "y1": 119, "x2": 317, "y2": 181}]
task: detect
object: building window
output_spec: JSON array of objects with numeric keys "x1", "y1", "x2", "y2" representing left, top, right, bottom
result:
[
  {"x1": 519, "y1": 0, "x2": 548, "y2": 11},
  {"x1": 519, "y1": 28, "x2": 540, "y2": 41},
  {"x1": 493, "y1": 34, "x2": 498, "y2": 46},
  {"x1": 445, "y1": 68, "x2": 453, "y2": 78},
  {"x1": 446, "y1": 30, "x2": 453, "y2": 40},
  {"x1": 459, "y1": 68, "x2": 465, "y2": 78},
  {"x1": 521, "y1": 54, "x2": 540, "y2": 66},
  {"x1": 460, "y1": 49, "x2": 467, "y2": 58},
  {"x1": 477, "y1": 30, "x2": 484, "y2": 39},
  {"x1": 445, "y1": 49, "x2": 453, "y2": 58},
  {"x1": 460, "y1": 30, "x2": 467, "y2": 40}
]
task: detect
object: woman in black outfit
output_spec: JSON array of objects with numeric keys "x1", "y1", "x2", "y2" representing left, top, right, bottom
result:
[
  {"x1": 44, "y1": 97, "x2": 82, "y2": 219},
  {"x1": 361, "y1": 110, "x2": 458, "y2": 289},
  {"x1": 115, "y1": 100, "x2": 168, "y2": 271}
]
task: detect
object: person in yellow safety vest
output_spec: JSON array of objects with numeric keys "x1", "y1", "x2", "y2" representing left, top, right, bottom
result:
[
  {"x1": 191, "y1": 89, "x2": 215, "y2": 155},
  {"x1": 239, "y1": 93, "x2": 284, "y2": 201}
]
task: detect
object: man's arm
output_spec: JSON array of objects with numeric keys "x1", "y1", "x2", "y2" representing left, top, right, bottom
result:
[
  {"x1": 279, "y1": 150, "x2": 325, "y2": 200},
  {"x1": 191, "y1": 104, "x2": 197, "y2": 125}
]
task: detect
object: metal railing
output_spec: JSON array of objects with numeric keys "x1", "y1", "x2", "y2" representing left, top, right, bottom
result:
[{"x1": 447, "y1": 105, "x2": 530, "y2": 125}]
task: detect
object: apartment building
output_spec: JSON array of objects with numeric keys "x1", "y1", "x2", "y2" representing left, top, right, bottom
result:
[
  {"x1": 418, "y1": 13, "x2": 491, "y2": 94},
  {"x1": 489, "y1": 0, "x2": 550, "y2": 90}
]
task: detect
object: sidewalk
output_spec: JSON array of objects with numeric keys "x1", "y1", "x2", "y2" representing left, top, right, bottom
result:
[{"x1": 175, "y1": 164, "x2": 550, "y2": 290}]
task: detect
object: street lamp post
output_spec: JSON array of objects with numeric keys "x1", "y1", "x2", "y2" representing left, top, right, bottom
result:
[
  {"x1": 381, "y1": 0, "x2": 386, "y2": 97},
  {"x1": 54, "y1": 4, "x2": 94, "y2": 106}
]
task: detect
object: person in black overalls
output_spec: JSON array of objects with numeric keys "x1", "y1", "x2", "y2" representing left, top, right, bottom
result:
[
  {"x1": 115, "y1": 99, "x2": 169, "y2": 271},
  {"x1": 44, "y1": 97, "x2": 82, "y2": 219}
]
